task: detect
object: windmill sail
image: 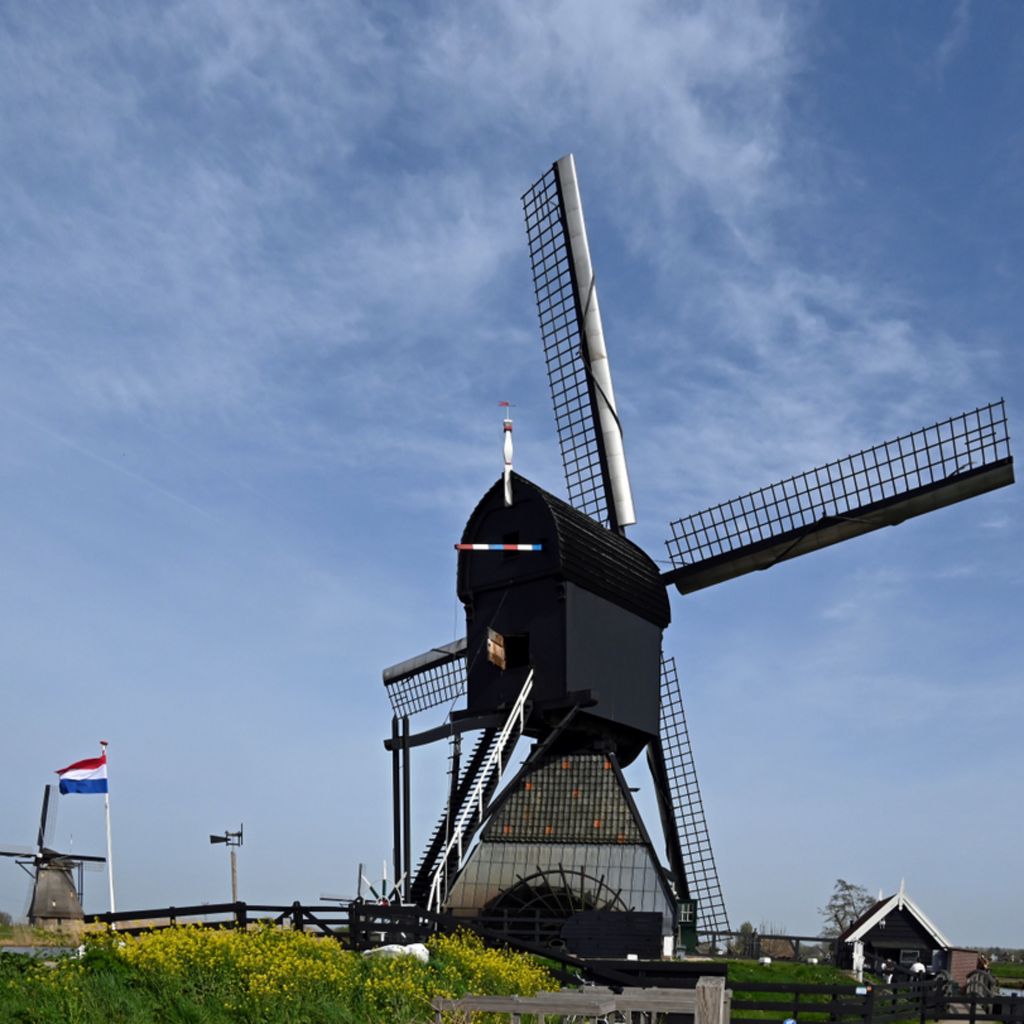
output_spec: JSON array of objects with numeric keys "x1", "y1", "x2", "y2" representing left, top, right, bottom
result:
[
  {"x1": 664, "y1": 400, "x2": 1014, "y2": 595},
  {"x1": 656, "y1": 655, "x2": 730, "y2": 937},
  {"x1": 523, "y1": 155, "x2": 635, "y2": 532},
  {"x1": 37, "y1": 784, "x2": 56, "y2": 851},
  {"x1": 382, "y1": 638, "x2": 467, "y2": 717}
]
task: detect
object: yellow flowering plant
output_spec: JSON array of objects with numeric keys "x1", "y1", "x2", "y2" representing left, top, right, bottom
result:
[{"x1": 0, "y1": 923, "x2": 555, "y2": 1024}]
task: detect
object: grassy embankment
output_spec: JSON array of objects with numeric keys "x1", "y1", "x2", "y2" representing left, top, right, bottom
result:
[
  {"x1": 0, "y1": 926, "x2": 552, "y2": 1024},
  {"x1": 0, "y1": 924, "x2": 954, "y2": 1024}
]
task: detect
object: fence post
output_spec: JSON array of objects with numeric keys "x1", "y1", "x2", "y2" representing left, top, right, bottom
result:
[
  {"x1": 865, "y1": 984, "x2": 876, "y2": 1024},
  {"x1": 292, "y1": 901, "x2": 302, "y2": 931},
  {"x1": 235, "y1": 901, "x2": 248, "y2": 930},
  {"x1": 920, "y1": 978, "x2": 934, "y2": 1024},
  {"x1": 696, "y1": 976, "x2": 726, "y2": 1024}
]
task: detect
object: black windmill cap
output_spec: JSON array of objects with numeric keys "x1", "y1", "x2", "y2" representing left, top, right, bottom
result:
[{"x1": 458, "y1": 472, "x2": 670, "y2": 628}]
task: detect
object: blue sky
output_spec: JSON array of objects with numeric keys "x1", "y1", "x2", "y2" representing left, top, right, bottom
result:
[{"x1": 0, "y1": 1, "x2": 1020, "y2": 945}]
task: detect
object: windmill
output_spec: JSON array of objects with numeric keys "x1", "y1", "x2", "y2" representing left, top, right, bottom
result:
[
  {"x1": 0, "y1": 784, "x2": 106, "y2": 927},
  {"x1": 380, "y1": 155, "x2": 1014, "y2": 958}
]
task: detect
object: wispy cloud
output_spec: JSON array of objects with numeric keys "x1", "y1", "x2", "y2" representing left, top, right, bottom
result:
[
  {"x1": 0, "y1": 1, "x2": 1006, "y2": 548},
  {"x1": 0, "y1": 0, "x2": 1020, "y2": 943},
  {"x1": 934, "y1": 0, "x2": 971, "y2": 77},
  {"x1": 979, "y1": 516, "x2": 1010, "y2": 530},
  {"x1": 0, "y1": 408, "x2": 216, "y2": 519},
  {"x1": 0, "y1": 0, "x2": 802, "y2": 515}
]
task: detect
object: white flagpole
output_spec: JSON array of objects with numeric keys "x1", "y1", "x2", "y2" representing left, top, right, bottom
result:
[{"x1": 100, "y1": 740, "x2": 116, "y2": 915}]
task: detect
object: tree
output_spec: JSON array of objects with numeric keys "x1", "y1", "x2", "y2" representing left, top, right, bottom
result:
[
  {"x1": 730, "y1": 920, "x2": 756, "y2": 957},
  {"x1": 759, "y1": 920, "x2": 794, "y2": 959},
  {"x1": 819, "y1": 878, "x2": 874, "y2": 936},
  {"x1": 0, "y1": 909, "x2": 11, "y2": 927}
]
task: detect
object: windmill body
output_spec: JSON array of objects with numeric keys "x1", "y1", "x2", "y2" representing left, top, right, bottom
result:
[
  {"x1": 446, "y1": 473, "x2": 676, "y2": 954},
  {"x1": 380, "y1": 154, "x2": 1014, "y2": 959},
  {"x1": 27, "y1": 860, "x2": 82, "y2": 924},
  {"x1": 459, "y1": 473, "x2": 667, "y2": 757},
  {"x1": 0, "y1": 785, "x2": 105, "y2": 928}
]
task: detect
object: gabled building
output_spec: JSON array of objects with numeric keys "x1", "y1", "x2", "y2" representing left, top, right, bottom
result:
[{"x1": 837, "y1": 882, "x2": 978, "y2": 985}]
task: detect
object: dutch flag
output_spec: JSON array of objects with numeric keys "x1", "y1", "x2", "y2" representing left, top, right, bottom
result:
[{"x1": 56, "y1": 751, "x2": 109, "y2": 795}]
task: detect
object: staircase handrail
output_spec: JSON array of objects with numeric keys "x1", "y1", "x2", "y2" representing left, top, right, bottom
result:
[{"x1": 427, "y1": 669, "x2": 534, "y2": 911}]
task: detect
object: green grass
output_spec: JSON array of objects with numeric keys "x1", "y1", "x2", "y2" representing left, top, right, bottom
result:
[
  {"x1": 991, "y1": 962, "x2": 1024, "y2": 986},
  {"x1": 727, "y1": 960, "x2": 857, "y2": 986},
  {"x1": 725, "y1": 959, "x2": 896, "y2": 1023}
]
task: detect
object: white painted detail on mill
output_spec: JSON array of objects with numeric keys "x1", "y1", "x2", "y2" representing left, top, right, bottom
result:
[{"x1": 556, "y1": 153, "x2": 637, "y2": 529}]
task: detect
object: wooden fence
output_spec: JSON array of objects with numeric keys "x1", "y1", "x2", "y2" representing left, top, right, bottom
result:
[
  {"x1": 929, "y1": 989, "x2": 1024, "y2": 1024},
  {"x1": 432, "y1": 978, "x2": 1023, "y2": 1024},
  {"x1": 89, "y1": 900, "x2": 713, "y2": 989},
  {"x1": 698, "y1": 930, "x2": 837, "y2": 961},
  {"x1": 88, "y1": 903, "x2": 1024, "y2": 1024},
  {"x1": 731, "y1": 978, "x2": 1024, "y2": 1024},
  {"x1": 433, "y1": 977, "x2": 729, "y2": 1024},
  {"x1": 731, "y1": 979, "x2": 920, "y2": 1024}
]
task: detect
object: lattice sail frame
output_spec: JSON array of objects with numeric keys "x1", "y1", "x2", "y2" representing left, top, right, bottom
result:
[
  {"x1": 382, "y1": 639, "x2": 467, "y2": 718},
  {"x1": 523, "y1": 165, "x2": 609, "y2": 524},
  {"x1": 522, "y1": 157, "x2": 635, "y2": 530},
  {"x1": 666, "y1": 400, "x2": 1013, "y2": 580},
  {"x1": 659, "y1": 655, "x2": 730, "y2": 937}
]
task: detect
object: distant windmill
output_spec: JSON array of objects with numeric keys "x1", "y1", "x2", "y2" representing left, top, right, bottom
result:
[
  {"x1": 379, "y1": 155, "x2": 1014, "y2": 957},
  {"x1": 0, "y1": 784, "x2": 105, "y2": 926}
]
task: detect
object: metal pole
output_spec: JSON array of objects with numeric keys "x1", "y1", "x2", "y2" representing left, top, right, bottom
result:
[
  {"x1": 230, "y1": 847, "x2": 238, "y2": 904},
  {"x1": 101, "y1": 741, "x2": 116, "y2": 915},
  {"x1": 401, "y1": 715, "x2": 412, "y2": 900},
  {"x1": 391, "y1": 717, "x2": 402, "y2": 890}
]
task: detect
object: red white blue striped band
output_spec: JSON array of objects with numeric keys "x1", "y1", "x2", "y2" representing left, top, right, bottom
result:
[{"x1": 455, "y1": 543, "x2": 543, "y2": 552}]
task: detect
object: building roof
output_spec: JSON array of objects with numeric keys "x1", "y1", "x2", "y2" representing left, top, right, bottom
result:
[{"x1": 838, "y1": 884, "x2": 952, "y2": 949}]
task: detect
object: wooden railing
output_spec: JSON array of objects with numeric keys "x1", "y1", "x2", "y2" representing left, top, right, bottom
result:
[
  {"x1": 88, "y1": 901, "x2": 701, "y2": 989},
  {"x1": 731, "y1": 977, "x2": 1024, "y2": 1024},
  {"x1": 434, "y1": 977, "x2": 730, "y2": 1024},
  {"x1": 697, "y1": 929, "x2": 838, "y2": 961},
  {"x1": 88, "y1": 903, "x2": 1024, "y2": 1024}
]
